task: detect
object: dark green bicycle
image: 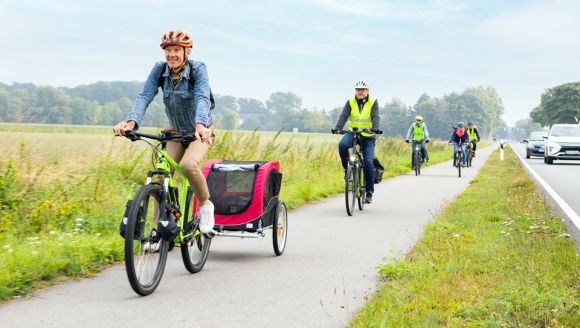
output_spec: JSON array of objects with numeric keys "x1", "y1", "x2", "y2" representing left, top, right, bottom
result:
[{"x1": 333, "y1": 128, "x2": 383, "y2": 216}]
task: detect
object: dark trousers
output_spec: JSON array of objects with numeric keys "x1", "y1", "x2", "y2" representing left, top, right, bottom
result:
[
  {"x1": 470, "y1": 140, "x2": 477, "y2": 151},
  {"x1": 339, "y1": 134, "x2": 376, "y2": 193}
]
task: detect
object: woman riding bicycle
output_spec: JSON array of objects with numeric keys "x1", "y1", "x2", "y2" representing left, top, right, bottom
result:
[
  {"x1": 333, "y1": 80, "x2": 380, "y2": 203},
  {"x1": 113, "y1": 28, "x2": 215, "y2": 234},
  {"x1": 449, "y1": 121, "x2": 470, "y2": 167}
]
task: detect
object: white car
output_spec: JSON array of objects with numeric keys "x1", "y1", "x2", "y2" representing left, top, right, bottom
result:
[{"x1": 544, "y1": 124, "x2": 580, "y2": 164}]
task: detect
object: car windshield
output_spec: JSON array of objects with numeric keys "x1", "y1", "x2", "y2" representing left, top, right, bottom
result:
[
  {"x1": 529, "y1": 132, "x2": 546, "y2": 140},
  {"x1": 551, "y1": 126, "x2": 580, "y2": 137}
]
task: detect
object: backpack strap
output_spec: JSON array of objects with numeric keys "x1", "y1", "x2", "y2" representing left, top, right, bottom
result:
[
  {"x1": 157, "y1": 61, "x2": 215, "y2": 110},
  {"x1": 157, "y1": 63, "x2": 168, "y2": 89}
]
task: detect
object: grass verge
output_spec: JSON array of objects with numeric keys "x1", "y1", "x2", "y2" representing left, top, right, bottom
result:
[{"x1": 349, "y1": 146, "x2": 580, "y2": 327}]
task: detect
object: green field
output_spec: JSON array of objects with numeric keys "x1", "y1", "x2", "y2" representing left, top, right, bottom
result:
[
  {"x1": 0, "y1": 123, "x2": 455, "y2": 301},
  {"x1": 349, "y1": 146, "x2": 579, "y2": 327}
]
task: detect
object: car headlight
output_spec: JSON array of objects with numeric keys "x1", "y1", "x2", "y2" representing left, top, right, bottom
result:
[{"x1": 547, "y1": 141, "x2": 561, "y2": 154}]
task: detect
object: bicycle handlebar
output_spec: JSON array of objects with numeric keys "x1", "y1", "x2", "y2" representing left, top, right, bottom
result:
[
  {"x1": 331, "y1": 128, "x2": 383, "y2": 135},
  {"x1": 123, "y1": 131, "x2": 197, "y2": 143}
]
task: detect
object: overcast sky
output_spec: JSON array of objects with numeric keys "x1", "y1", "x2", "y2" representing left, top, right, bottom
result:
[{"x1": 1, "y1": 0, "x2": 579, "y2": 125}]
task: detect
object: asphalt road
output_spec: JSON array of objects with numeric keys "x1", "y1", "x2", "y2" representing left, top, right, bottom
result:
[
  {"x1": 0, "y1": 146, "x2": 494, "y2": 328},
  {"x1": 511, "y1": 142, "x2": 580, "y2": 238}
]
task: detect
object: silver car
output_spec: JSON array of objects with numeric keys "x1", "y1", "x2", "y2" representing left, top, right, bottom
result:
[{"x1": 544, "y1": 124, "x2": 580, "y2": 164}]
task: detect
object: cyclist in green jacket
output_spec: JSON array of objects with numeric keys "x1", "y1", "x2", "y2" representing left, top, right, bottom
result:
[{"x1": 405, "y1": 115, "x2": 430, "y2": 168}]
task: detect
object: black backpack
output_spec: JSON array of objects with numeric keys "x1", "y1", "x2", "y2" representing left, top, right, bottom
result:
[
  {"x1": 373, "y1": 157, "x2": 384, "y2": 184},
  {"x1": 158, "y1": 61, "x2": 216, "y2": 110}
]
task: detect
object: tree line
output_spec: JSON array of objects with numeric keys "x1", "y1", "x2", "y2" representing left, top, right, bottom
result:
[
  {"x1": 530, "y1": 82, "x2": 580, "y2": 127},
  {"x1": 0, "y1": 82, "x2": 504, "y2": 139}
]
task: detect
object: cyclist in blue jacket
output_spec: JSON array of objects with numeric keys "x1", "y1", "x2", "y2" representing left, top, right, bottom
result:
[
  {"x1": 114, "y1": 29, "x2": 215, "y2": 234},
  {"x1": 449, "y1": 121, "x2": 470, "y2": 167}
]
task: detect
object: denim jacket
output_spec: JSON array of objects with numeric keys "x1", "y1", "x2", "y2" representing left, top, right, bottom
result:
[{"x1": 126, "y1": 60, "x2": 213, "y2": 132}]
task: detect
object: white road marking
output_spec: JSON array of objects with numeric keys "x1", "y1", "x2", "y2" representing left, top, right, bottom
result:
[{"x1": 512, "y1": 145, "x2": 580, "y2": 230}]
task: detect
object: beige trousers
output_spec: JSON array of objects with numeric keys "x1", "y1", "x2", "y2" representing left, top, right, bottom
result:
[{"x1": 165, "y1": 129, "x2": 213, "y2": 202}]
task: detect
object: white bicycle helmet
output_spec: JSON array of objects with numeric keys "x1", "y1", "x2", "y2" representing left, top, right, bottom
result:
[{"x1": 354, "y1": 80, "x2": 369, "y2": 89}]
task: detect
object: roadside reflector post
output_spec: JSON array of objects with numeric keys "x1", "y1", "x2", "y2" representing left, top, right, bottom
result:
[{"x1": 500, "y1": 139, "x2": 505, "y2": 161}]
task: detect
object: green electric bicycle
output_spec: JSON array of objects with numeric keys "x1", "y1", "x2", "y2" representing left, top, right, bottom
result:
[{"x1": 120, "y1": 130, "x2": 211, "y2": 296}]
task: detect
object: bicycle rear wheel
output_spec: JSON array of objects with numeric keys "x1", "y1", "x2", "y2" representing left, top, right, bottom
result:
[
  {"x1": 357, "y1": 165, "x2": 365, "y2": 210},
  {"x1": 469, "y1": 151, "x2": 474, "y2": 167},
  {"x1": 124, "y1": 183, "x2": 169, "y2": 296},
  {"x1": 181, "y1": 188, "x2": 212, "y2": 273},
  {"x1": 180, "y1": 221, "x2": 212, "y2": 273},
  {"x1": 345, "y1": 164, "x2": 356, "y2": 216}
]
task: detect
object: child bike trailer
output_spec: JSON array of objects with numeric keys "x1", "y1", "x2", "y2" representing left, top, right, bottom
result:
[{"x1": 194, "y1": 160, "x2": 288, "y2": 255}]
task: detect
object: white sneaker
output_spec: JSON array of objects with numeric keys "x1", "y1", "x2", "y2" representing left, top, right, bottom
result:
[
  {"x1": 143, "y1": 229, "x2": 160, "y2": 253},
  {"x1": 199, "y1": 202, "x2": 215, "y2": 234},
  {"x1": 143, "y1": 241, "x2": 160, "y2": 253}
]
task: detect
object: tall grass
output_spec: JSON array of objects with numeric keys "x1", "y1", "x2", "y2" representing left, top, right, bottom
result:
[{"x1": 0, "y1": 124, "x2": 453, "y2": 301}]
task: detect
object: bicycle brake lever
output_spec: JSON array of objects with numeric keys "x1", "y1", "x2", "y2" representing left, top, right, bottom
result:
[{"x1": 125, "y1": 131, "x2": 140, "y2": 141}]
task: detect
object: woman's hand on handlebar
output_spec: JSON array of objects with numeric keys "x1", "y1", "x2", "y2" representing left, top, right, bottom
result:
[
  {"x1": 195, "y1": 123, "x2": 213, "y2": 142},
  {"x1": 113, "y1": 121, "x2": 136, "y2": 136}
]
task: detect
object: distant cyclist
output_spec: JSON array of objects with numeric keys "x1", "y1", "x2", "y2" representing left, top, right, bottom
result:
[
  {"x1": 449, "y1": 121, "x2": 470, "y2": 167},
  {"x1": 405, "y1": 115, "x2": 430, "y2": 168},
  {"x1": 333, "y1": 80, "x2": 380, "y2": 203},
  {"x1": 467, "y1": 122, "x2": 481, "y2": 156},
  {"x1": 113, "y1": 29, "x2": 215, "y2": 234}
]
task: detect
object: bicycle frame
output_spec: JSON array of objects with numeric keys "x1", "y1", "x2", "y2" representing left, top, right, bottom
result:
[
  {"x1": 129, "y1": 131, "x2": 199, "y2": 244},
  {"x1": 349, "y1": 136, "x2": 365, "y2": 198},
  {"x1": 413, "y1": 142, "x2": 422, "y2": 175},
  {"x1": 454, "y1": 141, "x2": 465, "y2": 177}
]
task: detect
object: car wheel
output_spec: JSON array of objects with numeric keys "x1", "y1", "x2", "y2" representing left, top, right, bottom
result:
[
  {"x1": 546, "y1": 157, "x2": 554, "y2": 165},
  {"x1": 526, "y1": 151, "x2": 530, "y2": 159}
]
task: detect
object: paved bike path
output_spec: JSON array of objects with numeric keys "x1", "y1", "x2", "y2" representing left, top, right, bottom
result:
[{"x1": 0, "y1": 146, "x2": 494, "y2": 328}]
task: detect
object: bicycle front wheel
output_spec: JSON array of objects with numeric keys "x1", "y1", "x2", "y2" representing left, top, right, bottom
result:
[
  {"x1": 345, "y1": 164, "x2": 356, "y2": 216},
  {"x1": 415, "y1": 151, "x2": 421, "y2": 176},
  {"x1": 357, "y1": 165, "x2": 365, "y2": 210},
  {"x1": 124, "y1": 183, "x2": 169, "y2": 296},
  {"x1": 457, "y1": 153, "x2": 462, "y2": 178}
]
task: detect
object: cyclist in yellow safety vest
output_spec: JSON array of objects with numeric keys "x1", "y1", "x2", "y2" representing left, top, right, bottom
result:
[
  {"x1": 467, "y1": 122, "x2": 481, "y2": 156},
  {"x1": 405, "y1": 115, "x2": 430, "y2": 168},
  {"x1": 333, "y1": 80, "x2": 380, "y2": 204}
]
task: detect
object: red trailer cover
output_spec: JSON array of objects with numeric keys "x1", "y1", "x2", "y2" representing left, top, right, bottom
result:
[{"x1": 194, "y1": 159, "x2": 280, "y2": 226}]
